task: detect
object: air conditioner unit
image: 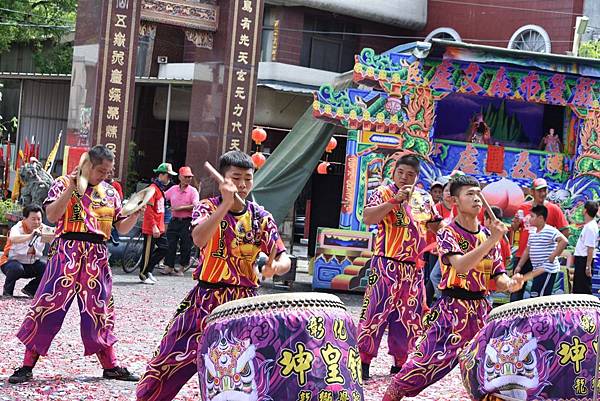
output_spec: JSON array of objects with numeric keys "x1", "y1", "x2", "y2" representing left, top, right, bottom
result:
[{"x1": 157, "y1": 56, "x2": 168, "y2": 64}]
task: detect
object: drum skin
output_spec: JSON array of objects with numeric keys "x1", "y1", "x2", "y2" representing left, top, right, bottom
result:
[
  {"x1": 197, "y1": 293, "x2": 364, "y2": 401},
  {"x1": 459, "y1": 294, "x2": 600, "y2": 401}
]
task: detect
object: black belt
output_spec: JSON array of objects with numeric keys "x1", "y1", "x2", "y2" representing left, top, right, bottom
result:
[
  {"x1": 60, "y1": 232, "x2": 106, "y2": 244},
  {"x1": 196, "y1": 280, "x2": 249, "y2": 290},
  {"x1": 442, "y1": 288, "x2": 486, "y2": 300},
  {"x1": 171, "y1": 217, "x2": 192, "y2": 221}
]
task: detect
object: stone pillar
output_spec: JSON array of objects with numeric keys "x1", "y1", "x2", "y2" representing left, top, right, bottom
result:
[
  {"x1": 186, "y1": 0, "x2": 264, "y2": 195},
  {"x1": 66, "y1": 0, "x2": 141, "y2": 179}
]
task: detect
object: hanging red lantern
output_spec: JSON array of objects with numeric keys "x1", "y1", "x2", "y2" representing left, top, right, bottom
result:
[
  {"x1": 251, "y1": 152, "x2": 266, "y2": 168},
  {"x1": 325, "y1": 137, "x2": 338, "y2": 153},
  {"x1": 251, "y1": 127, "x2": 267, "y2": 145},
  {"x1": 317, "y1": 161, "x2": 329, "y2": 174}
]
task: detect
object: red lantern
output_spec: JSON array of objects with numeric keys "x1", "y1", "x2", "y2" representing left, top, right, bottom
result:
[
  {"x1": 251, "y1": 127, "x2": 267, "y2": 145},
  {"x1": 251, "y1": 152, "x2": 266, "y2": 168},
  {"x1": 317, "y1": 161, "x2": 329, "y2": 174},
  {"x1": 325, "y1": 137, "x2": 338, "y2": 153}
]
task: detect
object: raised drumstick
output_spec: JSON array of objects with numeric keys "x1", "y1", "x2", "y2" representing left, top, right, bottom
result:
[
  {"x1": 204, "y1": 161, "x2": 245, "y2": 204},
  {"x1": 478, "y1": 191, "x2": 499, "y2": 223}
]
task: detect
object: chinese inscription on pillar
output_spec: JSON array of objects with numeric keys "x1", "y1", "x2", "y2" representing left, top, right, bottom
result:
[
  {"x1": 96, "y1": 0, "x2": 141, "y2": 178},
  {"x1": 222, "y1": 0, "x2": 264, "y2": 154}
]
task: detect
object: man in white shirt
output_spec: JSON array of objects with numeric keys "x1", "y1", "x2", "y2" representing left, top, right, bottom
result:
[
  {"x1": 1, "y1": 205, "x2": 54, "y2": 297},
  {"x1": 514, "y1": 204, "x2": 568, "y2": 298},
  {"x1": 573, "y1": 201, "x2": 599, "y2": 294}
]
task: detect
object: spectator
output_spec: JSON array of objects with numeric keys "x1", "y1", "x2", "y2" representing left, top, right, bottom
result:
[
  {"x1": 429, "y1": 180, "x2": 454, "y2": 302},
  {"x1": 573, "y1": 201, "x2": 599, "y2": 294},
  {"x1": 1, "y1": 205, "x2": 53, "y2": 297},
  {"x1": 429, "y1": 181, "x2": 443, "y2": 204},
  {"x1": 510, "y1": 178, "x2": 569, "y2": 301},
  {"x1": 105, "y1": 168, "x2": 123, "y2": 200},
  {"x1": 163, "y1": 166, "x2": 199, "y2": 276},
  {"x1": 140, "y1": 163, "x2": 177, "y2": 284},
  {"x1": 513, "y1": 205, "x2": 568, "y2": 298}
]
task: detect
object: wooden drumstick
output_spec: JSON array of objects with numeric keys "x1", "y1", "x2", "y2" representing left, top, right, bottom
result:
[
  {"x1": 204, "y1": 161, "x2": 245, "y2": 204},
  {"x1": 478, "y1": 191, "x2": 499, "y2": 223}
]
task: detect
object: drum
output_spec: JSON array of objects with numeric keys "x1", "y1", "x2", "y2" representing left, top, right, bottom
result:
[
  {"x1": 459, "y1": 294, "x2": 600, "y2": 401},
  {"x1": 198, "y1": 292, "x2": 364, "y2": 401}
]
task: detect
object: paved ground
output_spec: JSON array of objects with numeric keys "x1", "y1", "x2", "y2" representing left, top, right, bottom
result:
[{"x1": 0, "y1": 265, "x2": 470, "y2": 401}]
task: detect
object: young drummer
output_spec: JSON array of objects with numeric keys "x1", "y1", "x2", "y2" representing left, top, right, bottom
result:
[
  {"x1": 136, "y1": 151, "x2": 291, "y2": 401},
  {"x1": 9, "y1": 145, "x2": 142, "y2": 383},
  {"x1": 383, "y1": 175, "x2": 524, "y2": 400},
  {"x1": 358, "y1": 155, "x2": 441, "y2": 379}
]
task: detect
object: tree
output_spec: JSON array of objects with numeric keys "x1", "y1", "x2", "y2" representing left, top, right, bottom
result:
[
  {"x1": 0, "y1": 0, "x2": 77, "y2": 73},
  {"x1": 580, "y1": 40, "x2": 600, "y2": 59}
]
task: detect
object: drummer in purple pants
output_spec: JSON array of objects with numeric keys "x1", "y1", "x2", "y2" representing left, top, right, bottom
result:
[
  {"x1": 136, "y1": 151, "x2": 291, "y2": 401},
  {"x1": 9, "y1": 145, "x2": 142, "y2": 384},
  {"x1": 383, "y1": 174, "x2": 524, "y2": 400}
]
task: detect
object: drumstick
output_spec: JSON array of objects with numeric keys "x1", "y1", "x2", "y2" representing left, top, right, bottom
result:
[
  {"x1": 204, "y1": 162, "x2": 245, "y2": 204},
  {"x1": 478, "y1": 191, "x2": 499, "y2": 223}
]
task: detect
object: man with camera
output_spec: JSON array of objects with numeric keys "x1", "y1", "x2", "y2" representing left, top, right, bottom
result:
[{"x1": 1, "y1": 204, "x2": 53, "y2": 297}]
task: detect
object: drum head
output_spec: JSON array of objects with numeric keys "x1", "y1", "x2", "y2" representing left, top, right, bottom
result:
[
  {"x1": 208, "y1": 292, "x2": 345, "y2": 323},
  {"x1": 489, "y1": 294, "x2": 600, "y2": 321}
]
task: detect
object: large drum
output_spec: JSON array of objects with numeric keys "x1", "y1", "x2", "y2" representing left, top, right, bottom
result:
[
  {"x1": 459, "y1": 294, "x2": 600, "y2": 401},
  {"x1": 198, "y1": 292, "x2": 364, "y2": 401}
]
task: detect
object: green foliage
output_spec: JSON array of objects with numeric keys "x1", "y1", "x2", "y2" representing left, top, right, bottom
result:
[
  {"x1": 0, "y1": 0, "x2": 76, "y2": 73},
  {"x1": 125, "y1": 141, "x2": 139, "y2": 197},
  {"x1": 481, "y1": 101, "x2": 526, "y2": 143},
  {"x1": 0, "y1": 198, "x2": 20, "y2": 224},
  {"x1": 580, "y1": 40, "x2": 600, "y2": 59}
]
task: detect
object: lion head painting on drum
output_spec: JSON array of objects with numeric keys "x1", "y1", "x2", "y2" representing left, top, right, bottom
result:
[
  {"x1": 482, "y1": 331, "x2": 540, "y2": 400},
  {"x1": 203, "y1": 330, "x2": 268, "y2": 401},
  {"x1": 460, "y1": 294, "x2": 600, "y2": 401}
]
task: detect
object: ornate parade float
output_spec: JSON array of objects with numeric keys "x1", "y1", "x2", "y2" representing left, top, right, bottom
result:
[{"x1": 311, "y1": 39, "x2": 600, "y2": 298}]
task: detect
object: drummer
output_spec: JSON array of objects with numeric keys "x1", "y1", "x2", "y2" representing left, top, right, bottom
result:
[
  {"x1": 9, "y1": 145, "x2": 142, "y2": 384},
  {"x1": 383, "y1": 174, "x2": 524, "y2": 401},
  {"x1": 358, "y1": 154, "x2": 442, "y2": 380},
  {"x1": 136, "y1": 150, "x2": 291, "y2": 401}
]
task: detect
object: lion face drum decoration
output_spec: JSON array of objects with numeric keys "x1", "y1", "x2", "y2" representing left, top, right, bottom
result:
[
  {"x1": 459, "y1": 294, "x2": 600, "y2": 400},
  {"x1": 198, "y1": 293, "x2": 364, "y2": 401}
]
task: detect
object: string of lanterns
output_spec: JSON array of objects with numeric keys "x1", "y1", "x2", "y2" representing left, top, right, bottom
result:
[
  {"x1": 317, "y1": 136, "x2": 337, "y2": 175},
  {"x1": 251, "y1": 127, "x2": 267, "y2": 168}
]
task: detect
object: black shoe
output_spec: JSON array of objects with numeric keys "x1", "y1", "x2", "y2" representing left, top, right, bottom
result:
[
  {"x1": 390, "y1": 365, "x2": 401, "y2": 374},
  {"x1": 361, "y1": 362, "x2": 370, "y2": 381},
  {"x1": 21, "y1": 288, "x2": 35, "y2": 298},
  {"x1": 9, "y1": 366, "x2": 33, "y2": 384},
  {"x1": 103, "y1": 366, "x2": 139, "y2": 382}
]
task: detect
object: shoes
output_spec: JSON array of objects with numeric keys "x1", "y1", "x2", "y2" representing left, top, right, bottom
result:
[
  {"x1": 9, "y1": 366, "x2": 33, "y2": 384},
  {"x1": 173, "y1": 269, "x2": 184, "y2": 277},
  {"x1": 21, "y1": 288, "x2": 35, "y2": 298},
  {"x1": 2, "y1": 291, "x2": 13, "y2": 297},
  {"x1": 361, "y1": 362, "x2": 370, "y2": 381},
  {"x1": 103, "y1": 366, "x2": 139, "y2": 382},
  {"x1": 161, "y1": 266, "x2": 175, "y2": 275},
  {"x1": 390, "y1": 365, "x2": 401, "y2": 374},
  {"x1": 139, "y1": 274, "x2": 156, "y2": 285}
]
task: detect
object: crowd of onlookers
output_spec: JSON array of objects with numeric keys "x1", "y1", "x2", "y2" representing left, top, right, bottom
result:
[
  {"x1": 0, "y1": 162, "x2": 201, "y2": 295},
  {"x1": 423, "y1": 176, "x2": 598, "y2": 304}
]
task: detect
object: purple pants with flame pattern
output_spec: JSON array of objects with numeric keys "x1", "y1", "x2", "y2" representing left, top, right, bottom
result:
[
  {"x1": 197, "y1": 295, "x2": 364, "y2": 401},
  {"x1": 459, "y1": 295, "x2": 600, "y2": 401},
  {"x1": 16, "y1": 238, "x2": 117, "y2": 357},
  {"x1": 136, "y1": 284, "x2": 256, "y2": 401},
  {"x1": 384, "y1": 297, "x2": 490, "y2": 400},
  {"x1": 357, "y1": 256, "x2": 427, "y2": 367}
]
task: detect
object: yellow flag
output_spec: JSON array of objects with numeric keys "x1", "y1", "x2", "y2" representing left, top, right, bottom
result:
[
  {"x1": 45, "y1": 131, "x2": 62, "y2": 172},
  {"x1": 11, "y1": 167, "x2": 20, "y2": 201}
]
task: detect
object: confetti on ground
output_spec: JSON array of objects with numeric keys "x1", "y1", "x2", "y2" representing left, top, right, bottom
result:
[{"x1": 0, "y1": 271, "x2": 470, "y2": 400}]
